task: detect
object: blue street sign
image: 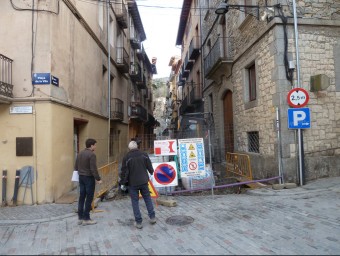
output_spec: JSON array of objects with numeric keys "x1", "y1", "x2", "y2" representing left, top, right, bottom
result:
[
  {"x1": 288, "y1": 108, "x2": 311, "y2": 129},
  {"x1": 51, "y1": 75, "x2": 59, "y2": 86},
  {"x1": 32, "y1": 73, "x2": 50, "y2": 85}
]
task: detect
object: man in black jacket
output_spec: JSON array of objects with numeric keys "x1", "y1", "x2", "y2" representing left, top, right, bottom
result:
[
  {"x1": 75, "y1": 138, "x2": 102, "y2": 226},
  {"x1": 120, "y1": 140, "x2": 156, "y2": 229}
]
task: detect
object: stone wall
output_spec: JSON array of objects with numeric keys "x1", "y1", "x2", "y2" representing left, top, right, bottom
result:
[{"x1": 201, "y1": 0, "x2": 340, "y2": 183}]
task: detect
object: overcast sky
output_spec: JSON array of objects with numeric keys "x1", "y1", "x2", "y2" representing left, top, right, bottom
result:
[{"x1": 137, "y1": 0, "x2": 183, "y2": 79}]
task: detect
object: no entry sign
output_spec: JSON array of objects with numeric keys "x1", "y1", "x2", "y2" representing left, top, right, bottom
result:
[{"x1": 151, "y1": 162, "x2": 178, "y2": 187}]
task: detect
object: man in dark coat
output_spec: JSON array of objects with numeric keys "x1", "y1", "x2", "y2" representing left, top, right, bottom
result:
[
  {"x1": 120, "y1": 140, "x2": 156, "y2": 229},
  {"x1": 75, "y1": 138, "x2": 102, "y2": 226}
]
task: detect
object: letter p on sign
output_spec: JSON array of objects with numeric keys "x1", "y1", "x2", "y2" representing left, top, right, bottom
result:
[{"x1": 293, "y1": 111, "x2": 306, "y2": 126}]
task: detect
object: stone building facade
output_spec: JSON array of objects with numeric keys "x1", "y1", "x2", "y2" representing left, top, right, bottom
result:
[{"x1": 200, "y1": 0, "x2": 340, "y2": 183}]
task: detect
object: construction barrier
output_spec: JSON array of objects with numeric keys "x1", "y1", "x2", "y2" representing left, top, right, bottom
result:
[
  {"x1": 94, "y1": 161, "x2": 119, "y2": 200},
  {"x1": 226, "y1": 152, "x2": 253, "y2": 180}
]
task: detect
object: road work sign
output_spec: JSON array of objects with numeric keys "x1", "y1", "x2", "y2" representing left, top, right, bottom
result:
[
  {"x1": 178, "y1": 138, "x2": 205, "y2": 177},
  {"x1": 154, "y1": 139, "x2": 177, "y2": 156}
]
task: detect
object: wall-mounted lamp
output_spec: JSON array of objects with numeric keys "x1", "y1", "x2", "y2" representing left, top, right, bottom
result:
[
  {"x1": 215, "y1": 1, "x2": 260, "y2": 19},
  {"x1": 261, "y1": 6, "x2": 275, "y2": 21},
  {"x1": 215, "y1": 0, "x2": 281, "y2": 21}
]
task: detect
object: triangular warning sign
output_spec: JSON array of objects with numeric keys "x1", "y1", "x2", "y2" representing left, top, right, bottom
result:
[
  {"x1": 139, "y1": 180, "x2": 159, "y2": 198},
  {"x1": 189, "y1": 151, "x2": 196, "y2": 158},
  {"x1": 188, "y1": 144, "x2": 195, "y2": 150}
]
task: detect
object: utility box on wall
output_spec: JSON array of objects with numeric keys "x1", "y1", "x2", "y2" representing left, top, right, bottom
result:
[{"x1": 16, "y1": 137, "x2": 33, "y2": 156}]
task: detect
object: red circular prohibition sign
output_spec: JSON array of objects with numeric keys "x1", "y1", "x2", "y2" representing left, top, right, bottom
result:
[
  {"x1": 154, "y1": 164, "x2": 176, "y2": 185},
  {"x1": 287, "y1": 87, "x2": 309, "y2": 108}
]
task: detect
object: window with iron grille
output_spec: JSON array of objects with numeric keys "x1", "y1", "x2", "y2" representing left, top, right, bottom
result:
[{"x1": 247, "y1": 131, "x2": 259, "y2": 153}]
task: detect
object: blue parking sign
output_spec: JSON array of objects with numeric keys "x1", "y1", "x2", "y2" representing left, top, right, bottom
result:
[{"x1": 288, "y1": 108, "x2": 311, "y2": 129}]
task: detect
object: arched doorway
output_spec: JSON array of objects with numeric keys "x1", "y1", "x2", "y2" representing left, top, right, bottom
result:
[{"x1": 223, "y1": 90, "x2": 234, "y2": 153}]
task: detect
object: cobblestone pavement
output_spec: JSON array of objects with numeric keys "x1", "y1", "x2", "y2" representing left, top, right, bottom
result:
[{"x1": 0, "y1": 177, "x2": 339, "y2": 255}]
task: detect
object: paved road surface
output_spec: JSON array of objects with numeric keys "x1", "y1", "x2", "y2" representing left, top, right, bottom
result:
[{"x1": 0, "y1": 177, "x2": 339, "y2": 255}]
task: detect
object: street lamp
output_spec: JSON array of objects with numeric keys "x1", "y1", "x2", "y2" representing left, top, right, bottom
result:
[{"x1": 215, "y1": 0, "x2": 281, "y2": 21}]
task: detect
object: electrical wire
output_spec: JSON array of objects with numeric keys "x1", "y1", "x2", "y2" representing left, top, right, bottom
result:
[
  {"x1": 277, "y1": 6, "x2": 294, "y2": 84},
  {"x1": 10, "y1": 0, "x2": 60, "y2": 97}
]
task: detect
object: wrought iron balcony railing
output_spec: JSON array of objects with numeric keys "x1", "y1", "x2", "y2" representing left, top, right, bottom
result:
[
  {"x1": 204, "y1": 36, "x2": 234, "y2": 79},
  {"x1": 111, "y1": 98, "x2": 124, "y2": 121},
  {"x1": 116, "y1": 47, "x2": 129, "y2": 74},
  {"x1": 130, "y1": 62, "x2": 143, "y2": 83},
  {"x1": 184, "y1": 53, "x2": 194, "y2": 71},
  {"x1": 189, "y1": 36, "x2": 200, "y2": 60},
  {"x1": 189, "y1": 86, "x2": 202, "y2": 104},
  {"x1": 114, "y1": 1, "x2": 128, "y2": 29},
  {"x1": 130, "y1": 103, "x2": 147, "y2": 121},
  {"x1": 0, "y1": 54, "x2": 13, "y2": 98}
]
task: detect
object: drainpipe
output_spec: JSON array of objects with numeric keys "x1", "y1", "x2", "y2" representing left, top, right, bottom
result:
[
  {"x1": 292, "y1": 0, "x2": 304, "y2": 186},
  {"x1": 107, "y1": 0, "x2": 111, "y2": 164}
]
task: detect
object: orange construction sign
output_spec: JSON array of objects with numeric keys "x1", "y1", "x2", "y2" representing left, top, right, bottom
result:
[{"x1": 139, "y1": 180, "x2": 159, "y2": 198}]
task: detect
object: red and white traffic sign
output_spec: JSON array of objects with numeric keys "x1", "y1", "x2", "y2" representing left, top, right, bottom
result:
[
  {"x1": 151, "y1": 162, "x2": 178, "y2": 187},
  {"x1": 154, "y1": 139, "x2": 177, "y2": 156},
  {"x1": 287, "y1": 87, "x2": 309, "y2": 108}
]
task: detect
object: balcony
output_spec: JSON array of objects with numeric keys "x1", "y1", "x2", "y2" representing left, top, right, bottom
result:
[
  {"x1": 179, "y1": 95, "x2": 190, "y2": 114},
  {"x1": 116, "y1": 47, "x2": 129, "y2": 73},
  {"x1": 204, "y1": 36, "x2": 234, "y2": 82},
  {"x1": 130, "y1": 62, "x2": 143, "y2": 83},
  {"x1": 136, "y1": 74, "x2": 146, "y2": 89},
  {"x1": 130, "y1": 103, "x2": 147, "y2": 121},
  {"x1": 189, "y1": 36, "x2": 200, "y2": 60},
  {"x1": 0, "y1": 54, "x2": 13, "y2": 99},
  {"x1": 111, "y1": 98, "x2": 124, "y2": 121},
  {"x1": 178, "y1": 73, "x2": 186, "y2": 86},
  {"x1": 136, "y1": 45, "x2": 145, "y2": 61},
  {"x1": 130, "y1": 38, "x2": 141, "y2": 49},
  {"x1": 115, "y1": 1, "x2": 128, "y2": 29},
  {"x1": 184, "y1": 53, "x2": 194, "y2": 71},
  {"x1": 189, "y1": 86, "x2": 202, "y2": 104},
  {"x1": 181, "y1": 65, "x2": 189, "y2": 79}
]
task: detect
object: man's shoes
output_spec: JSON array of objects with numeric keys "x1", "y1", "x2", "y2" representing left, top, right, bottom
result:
[
  {"x1": 134, "y1": 222, "x2": 143, "y2": 229},
  {"x1": 77, "y1": 219, "x2": 83, "y2": 225},
  {"x1": 149, "y1": 218, "x2": 156, "y2": 224},
  {"x1": 82, "y1": 219, "x2": 97, "y2": 226}
]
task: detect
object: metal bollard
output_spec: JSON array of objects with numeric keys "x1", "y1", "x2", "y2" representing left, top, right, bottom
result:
[{"x1": 2, "y1": 170, "x2": 7, "y2": 207}]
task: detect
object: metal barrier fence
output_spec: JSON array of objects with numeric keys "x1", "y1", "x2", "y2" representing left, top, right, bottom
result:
[
  {"x1": 226, "y1": 152, "x2": 253, "y2": 180},
  {"x1": 94, "y1": 161, "x2": 119, "y2": 201}
]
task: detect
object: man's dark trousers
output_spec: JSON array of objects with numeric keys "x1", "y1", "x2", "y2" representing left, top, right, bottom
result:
[
  {"x1": 78, "y1": 175, "x2": 95, "y2": 220},
  {"x1": 129, "y1": 183, "x2": 155, "y2": 224}
]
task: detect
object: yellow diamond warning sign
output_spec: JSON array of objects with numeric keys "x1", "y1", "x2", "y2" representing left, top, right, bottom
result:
[
  {"x1": 139, "y1": 180, "x2": 159, "y2": 198},
  {"x1": 188, "y1": 144, "x2": 195, "y2": 150},
  {"x1": 189, "y1": 151, "x2": 196, "y2": 158}
]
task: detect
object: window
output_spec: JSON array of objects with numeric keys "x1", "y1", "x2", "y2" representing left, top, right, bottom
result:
[
  {"x1": 208, "y1": 93, "x2": 213, "y2": 113},
  {"x1": 244, "y1": 61, "x2": 258, "y2": 109},
  {"x1": 248, "y1": 63, "x2": 256, "y2": 101},
  {"x1": 247, "y1": 131, "x2": 259, "y2": 153}
]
